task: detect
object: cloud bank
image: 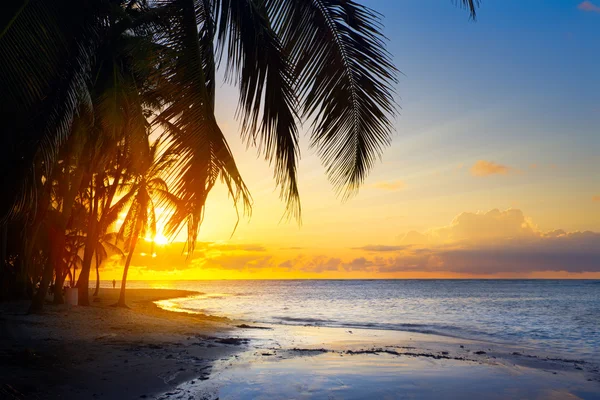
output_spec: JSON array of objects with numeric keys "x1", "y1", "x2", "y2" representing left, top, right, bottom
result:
[
  {"x1": 278, "y1": 209, "x2": 600, "y2": 275},
  {"x1": 108, "y1": 210, "x2": 600, "y2": 278}
]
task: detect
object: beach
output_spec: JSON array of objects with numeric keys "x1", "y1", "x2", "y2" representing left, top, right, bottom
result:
[
  {"x1": 1, "y1": 286, "x2": 599, "y2": 399},
  {"x1": 0, "y1": 289, "x2": 237, "y2": 399}
]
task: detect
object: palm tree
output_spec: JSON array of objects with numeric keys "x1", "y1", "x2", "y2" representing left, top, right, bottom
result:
[
  {"x1": 111, "y1": 139, "x2": 176, "y2": 307},
  {"x1": 92, "y1": 232, "x2": 125, "y2": 297},
  {"x1": 0, "y1": 0, "x2": 479, "y2": 306}
]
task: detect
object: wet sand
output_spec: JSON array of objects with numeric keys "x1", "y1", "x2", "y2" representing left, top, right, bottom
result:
[{"x1": 161, "y1": 323, "x2": 600, "y2": 400}]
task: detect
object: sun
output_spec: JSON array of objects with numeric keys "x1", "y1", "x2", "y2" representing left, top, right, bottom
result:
[{"x1": 145, "y1": 232, "x2": 170, "y2": 245}]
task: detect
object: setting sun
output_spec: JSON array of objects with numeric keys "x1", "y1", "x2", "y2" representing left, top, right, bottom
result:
[{"x1": 145, "y1": 233, "x2": 169, "y2": 246}]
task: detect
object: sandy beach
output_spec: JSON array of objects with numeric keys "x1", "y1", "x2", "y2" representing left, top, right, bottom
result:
[
  {"x1": 1, "y1": 288, "x2": 599, "y2": 400},
  {"x1": 0, "y1": 289, "x2": 241, "y2": 399}
]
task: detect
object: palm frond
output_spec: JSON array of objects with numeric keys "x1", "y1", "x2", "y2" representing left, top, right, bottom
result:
[
  {"x1": 267, "y1": 0, "x2": 397, "y2": 200},
  {"x1": 118, "y1": 199, "x2": 140, "y2": 248},
  {"x1": 107, "y1": 188, "x2": 137, "y2": 234},
  {"x1": 215, "y1": 0, "x2": 301, "y2": 219},
  {"x1": 199, "y1": 0, "x2": 217, "y2": 108},
  {"x1": 95, "y1": 242, "x2": 109, "y2": 263},
  {"x1": 0, "y1": 0, "x2": 105, "y2": 219},
  {"x1": 146, "y1": 194, "x2": 157, "y2": 239},
  {"x1": 100, "y1": 239, "x2": 125, "y2": 258},
  {"x1": 152, "y1": 0, "x2": 251, "y2": 252},
  {"x1": 454, "y1": 0, "x2": 480, "y2": 20}
]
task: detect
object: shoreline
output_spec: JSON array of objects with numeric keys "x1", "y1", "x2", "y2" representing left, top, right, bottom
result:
[
  {"x1": 156, "y1": 294, "x2": 600, "y2": 367},
  {"x1": 154, "y1": 298, "x2": 600, "y2": 399},
  {"x1": 1, "y1": 288, "x2": 599, "y2": 399}
]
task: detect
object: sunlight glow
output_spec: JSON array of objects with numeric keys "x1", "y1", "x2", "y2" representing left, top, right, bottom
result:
[{"x1": 144, "y1": 233, "x2": 169, "y2": 245}]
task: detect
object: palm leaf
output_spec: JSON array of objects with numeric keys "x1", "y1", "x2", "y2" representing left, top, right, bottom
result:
[
  {"x1": 267, "y1": 0, "x2": 397, "y2": 199},
  {"x1": 215, "y1": 0, "x2": 301, "y2": 218},
  {"x1": 151, "y1": 0, "x2": 251, "y2": 252},
  {"x1": 0, "y1": 0, "x2": 105, "y2": 219},
  {"x1": 455, "y1": 0, "x2": 480, "y2": 19}
]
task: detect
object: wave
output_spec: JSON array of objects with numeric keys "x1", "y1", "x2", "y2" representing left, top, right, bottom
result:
[
  {"x1": 271, "y1": 315, "x2": 495, "y2": 342},
  {"x1": 275, "y1": 316, "x2": 337, "y2": 324}
]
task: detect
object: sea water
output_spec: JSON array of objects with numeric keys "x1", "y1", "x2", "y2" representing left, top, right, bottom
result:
[{"x1": 116, "y1": 280, "x2": 600, "y2": 363}]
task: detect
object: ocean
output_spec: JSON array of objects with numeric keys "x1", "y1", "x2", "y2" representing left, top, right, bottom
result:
[{"x1": 115, "y1": 279, "x2": 600, "y2": 363}]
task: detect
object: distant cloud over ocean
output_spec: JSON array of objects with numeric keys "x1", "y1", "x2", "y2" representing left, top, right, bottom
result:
[
  {"x1": 104, "y1": 209, "x2": 600, "y2": 279},
  {"x1": 470, "y1": 160, "x2": 511, "y2": 177}
]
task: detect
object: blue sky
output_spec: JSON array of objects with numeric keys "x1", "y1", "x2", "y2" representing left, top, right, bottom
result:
[
  {"x1": 359, "y1": 0, "x2": 600, "y2": 229},
  {"x1": 204, "y1": 0, "x2": 600, "y2": 235}
]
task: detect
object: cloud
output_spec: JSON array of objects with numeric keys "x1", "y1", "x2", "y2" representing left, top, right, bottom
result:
[
  {"x1": 278, "y1": 259, "x2": 294, "y2": 269},
  {"x1": 278, "y1": 255, "x2": 342, "y2": 273},
  {"x1": 344, "y1": 232, "x2": 600, "y2": 275},
  {"x1": 307, "y1": 257, "x2": 342, "y2": 273},
  {"x1": 200, "y1": 253, "x2": 273, "y2": 271},
  {"x1": 353, "y1": 245, "x2": 406, "y2": 252},
  {"x1": 400, "y1": 209, "x2": 536, "y2": 246},
  {"x1": 435, "y1": 231, "x2": 600, "y2": 274},
  {"x1": 117, "y1": 209, "x2": 599, "y2": 277},
  {"x1": 372, "y1": 180, "x2": 405, "y2": 191},
  {"x1": 470, "y1": 160, "x2": 510, "y2": 177},
  {"x1": 388, "y1": 208, "x2": 600, "y2": 274},
  {"x1": 343, "y1": 257, "x2": 375, "y2": 272},
  {"x1": 578, "y1": 1, "x2": 600, "y2": 12}
]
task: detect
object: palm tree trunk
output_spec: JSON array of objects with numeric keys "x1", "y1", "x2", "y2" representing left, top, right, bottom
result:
[
  {"x1": 77, "y1": 227, "x2": 96, "y2": 305},
  {"x1": 52, "y1": 232, "x2": 67, "y2": 305},
  {"x1": 53, "y1": 269, "x2": 66, "y2": 304},
  {"x1": 93, "y1": 252, "x2": 100, "y2": 297},
  {"x1": 72, "y1": 262, "x2": 76, "y2": 287},
  {"x1": 0, "y1": 223, "x2": 7, "y2": 300},
  {"x1": 28, "y1": 259, "x2": 53, "y2": 313},
  {"x1": 116, "y1": 235, "x2": 138, "y2": 308},
  {"x1": 23, "y1": 179, "x2": 53, "y2": 302},
  {"x1": 77, "y1": 174, "x2": 100, "y2": 306},
  {"x1": 1, "y1": 223, "x2": 6, "y2": 269}
]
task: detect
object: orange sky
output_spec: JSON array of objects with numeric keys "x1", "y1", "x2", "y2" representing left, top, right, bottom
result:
[{"x1": 101, "y1": 207, "x2": 600, "y2": 280}]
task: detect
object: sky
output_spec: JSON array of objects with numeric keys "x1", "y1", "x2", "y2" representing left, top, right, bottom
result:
[{"x1": 107, "y1": 0, "x2": 600, "y2": 280}]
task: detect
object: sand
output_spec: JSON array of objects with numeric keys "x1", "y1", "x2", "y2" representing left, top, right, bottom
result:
[
  {"x1": 0, "y1": 289, "x2": 243, "y2": 399},
  {"x1": 1, "y1": 289, "x2": 599, "y2": 400}
]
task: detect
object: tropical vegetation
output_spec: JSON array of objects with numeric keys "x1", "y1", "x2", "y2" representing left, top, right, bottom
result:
[{"x1": 0, "y1": 0, "x2": 477, "y2": 310}]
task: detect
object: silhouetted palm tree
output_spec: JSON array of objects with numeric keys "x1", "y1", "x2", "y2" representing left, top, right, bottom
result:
[
  {"x1": 112, "y1": 140, "x2": 176, "y2": 307},
  {"x1": 0, "y1": 0, "x2": 479, "y2": 308}
]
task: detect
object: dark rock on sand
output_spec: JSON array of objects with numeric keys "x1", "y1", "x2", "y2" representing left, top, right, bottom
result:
[
  {"x1": 215, "y1": 338, "x2": 249, "y2": 345},
  {"x1": 236, "y1": 324, "x2": 272, "y2": 330}
]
